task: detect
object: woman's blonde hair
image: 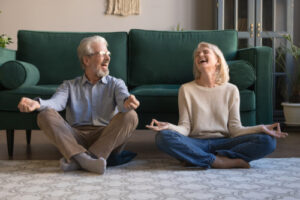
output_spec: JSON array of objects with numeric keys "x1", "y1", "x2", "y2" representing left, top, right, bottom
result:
[{"x1": 193, "y1": 42, "x2": 229, "y2": 85}]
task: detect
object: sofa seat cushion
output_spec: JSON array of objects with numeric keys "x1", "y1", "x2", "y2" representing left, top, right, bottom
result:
[
  {"x1": 130, "y1": 85, "x2": 255, "y2": 113},
  {"x1": 0, "y1": 85, "x2": 58, "y2": 111},
  {"x1": 0, "y1": 60, "x2": 40, "y2": 89},
  {"x1": 228, "y1": 60, "x2": 256, "y2": 90},
  {"x1": 131, "y1": 84, "x2": 180, "y2": 96},
  {"x1": 130, "y1": 84, "x2": 180, "y2": 113}
]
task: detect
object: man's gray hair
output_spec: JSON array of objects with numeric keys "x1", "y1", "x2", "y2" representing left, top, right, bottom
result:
[{"x1": 77, "y1": 35, "x2": 108, "y2": 69}]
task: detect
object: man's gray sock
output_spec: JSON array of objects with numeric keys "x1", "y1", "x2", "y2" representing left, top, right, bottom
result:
[
  {"x1": 73, "y1": 152, "x2": 106, "y2": 174},
  {"x1": 59, "y1": 158, "x2": 81, "y2": 172}
]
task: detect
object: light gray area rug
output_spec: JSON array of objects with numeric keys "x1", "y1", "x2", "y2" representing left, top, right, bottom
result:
[{"x1": 0, "y1": 158, "x2": 299, "y2": 200}]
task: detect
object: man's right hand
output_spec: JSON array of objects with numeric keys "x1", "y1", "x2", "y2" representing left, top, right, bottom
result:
[{"x1": 18, "y1": 97, "x2": 40, "y2": 112}]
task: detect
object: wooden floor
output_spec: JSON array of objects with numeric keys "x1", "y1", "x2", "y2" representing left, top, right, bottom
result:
[{"x1": 0, "y1": 130, "x2": 300, "y2": 160}]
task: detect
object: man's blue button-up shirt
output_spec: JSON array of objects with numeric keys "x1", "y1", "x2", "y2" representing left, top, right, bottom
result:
[{"x1": 38, "y1": 75, "x2": 130, "y2": 127}]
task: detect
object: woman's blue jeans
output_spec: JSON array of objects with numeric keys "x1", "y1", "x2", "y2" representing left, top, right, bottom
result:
[{"x1": 155, "y1": 130, "x2": 276, "y2": 169}]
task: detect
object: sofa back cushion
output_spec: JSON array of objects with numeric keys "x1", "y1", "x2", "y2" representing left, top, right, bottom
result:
[
  {"x1": 17, "y1": 30, "x2": 128, "y2": 84},
  {"x1": 128, "y1": 29, "x2": 238, "y2": 87}
]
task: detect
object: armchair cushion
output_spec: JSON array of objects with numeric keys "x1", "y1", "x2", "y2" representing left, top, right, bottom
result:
[{"x1": 0, "y1": 60, "x2": 40, "y2": 89}]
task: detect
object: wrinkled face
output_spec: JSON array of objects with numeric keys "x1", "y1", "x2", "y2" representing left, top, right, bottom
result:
[
  {"x1": 84, "y1": 41, "x2": 110, "y2": 78},
  {"x1": 195, "y1": 46, "x2": 219, "y2": 73}
]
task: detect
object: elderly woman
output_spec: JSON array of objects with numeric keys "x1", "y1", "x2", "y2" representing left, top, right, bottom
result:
[{"x1": 146, "y1": 42, "x2": 287, "y2": 169}]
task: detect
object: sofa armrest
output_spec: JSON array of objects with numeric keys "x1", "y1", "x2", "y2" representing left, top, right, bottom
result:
[
  {"x1": 237, "y1": 46, "x2": 273, "y2": 125},
  {"x1": 0, "y1": 60, "x2": 40, "y2": 89},
  {"x1": 0, "y1": 48, "x2": 16, "y2": 65},
  {"x1": 0, "y1": 48, "x2": 17, "y2": 90}
]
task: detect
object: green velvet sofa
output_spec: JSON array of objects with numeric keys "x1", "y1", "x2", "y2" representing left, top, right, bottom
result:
[{"x1": 0, "y1": 29, "x2": 273, "y2": 157}]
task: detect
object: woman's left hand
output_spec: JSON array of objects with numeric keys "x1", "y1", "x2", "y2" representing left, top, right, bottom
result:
[{"x1": 261, "y1": 123, "x2": 288, "y2": 138}]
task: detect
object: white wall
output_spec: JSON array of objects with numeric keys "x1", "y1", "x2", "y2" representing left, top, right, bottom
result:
[
  {"x1": 1, "y1": 0, "x2": 299, "y2": 50},
  {"x1": 0, "y1": 0, "x2": 215, "y2": 50}
]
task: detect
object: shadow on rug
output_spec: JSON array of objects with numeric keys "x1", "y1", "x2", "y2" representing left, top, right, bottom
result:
[{"x1": 0, "y1": 158, "x2": 299, "y2": 200}]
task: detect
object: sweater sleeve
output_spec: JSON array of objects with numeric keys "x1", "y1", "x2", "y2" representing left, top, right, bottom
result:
[
  {"x1": 168, "y1": 86, "x2": 191, "y2": 136},
  {"x1": 228, "y1": 86, "x2": 263, "y2": 137}
]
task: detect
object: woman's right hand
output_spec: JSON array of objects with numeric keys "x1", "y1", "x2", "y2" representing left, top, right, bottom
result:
[{"x1": 146, "y1": 119, "x2": 169, "y2": 131}]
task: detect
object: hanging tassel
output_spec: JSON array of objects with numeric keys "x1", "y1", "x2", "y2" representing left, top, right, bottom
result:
[
  {"x1": 106, "y1": 0, "x2": 140, "y2": 16},
  {"x1": 106, "y1": 0, "x2": 113, "y2": 14}
]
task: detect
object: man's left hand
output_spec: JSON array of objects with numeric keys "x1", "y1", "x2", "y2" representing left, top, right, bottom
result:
[{"x1": 124, "y1": 95, "x2": 140, "y2": 110}]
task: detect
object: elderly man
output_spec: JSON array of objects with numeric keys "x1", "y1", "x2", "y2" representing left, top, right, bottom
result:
[{"x1": 18, "y1": 36, "x2": 139, "y2": 174}]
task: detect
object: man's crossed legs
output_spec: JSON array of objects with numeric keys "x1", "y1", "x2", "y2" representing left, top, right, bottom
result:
[{"x1": 37, "y1": 109, "x2": 138, "y2": 174}]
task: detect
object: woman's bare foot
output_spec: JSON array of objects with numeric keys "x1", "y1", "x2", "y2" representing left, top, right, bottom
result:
[{"x1": 211, "y1": 155, "x2": 250, "y2": 169}]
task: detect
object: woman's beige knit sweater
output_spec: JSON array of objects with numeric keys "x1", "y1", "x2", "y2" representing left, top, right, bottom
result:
[{"x1": 168, "y1": 81, "x2": 263, "y2": 138}]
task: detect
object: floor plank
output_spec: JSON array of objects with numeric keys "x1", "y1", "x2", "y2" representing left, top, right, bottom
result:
[{"x1": 0, "y1": 130, "x2": 299, "y2": 160}]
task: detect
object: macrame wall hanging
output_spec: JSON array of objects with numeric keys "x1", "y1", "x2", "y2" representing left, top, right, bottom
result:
[{"x1": 106, "y1": 0, "x2": 140, "y2": 16}]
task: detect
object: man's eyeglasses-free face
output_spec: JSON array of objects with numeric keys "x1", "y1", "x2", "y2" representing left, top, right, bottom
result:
[{"x1": 88, "y1": 51, "x2": 111, "y2": 57}]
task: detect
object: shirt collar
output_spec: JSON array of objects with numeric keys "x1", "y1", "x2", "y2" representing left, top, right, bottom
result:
[
  {"x1": 101, "y1": 76, "x2": 108, "y2": 84},
  {"x1": 81, "y1": 74, "x2": 108, "y2": 85}
]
